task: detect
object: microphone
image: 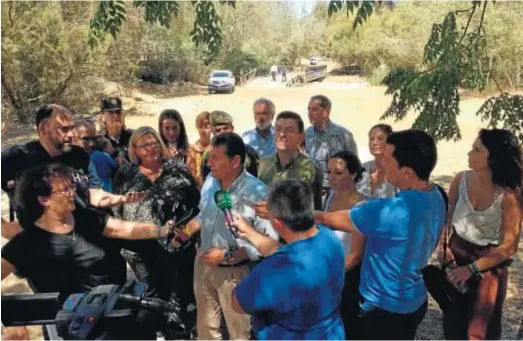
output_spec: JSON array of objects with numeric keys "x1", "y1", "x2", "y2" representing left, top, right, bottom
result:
[{"x1": 214, "y1": 190, "x2": 238, "y2": 238}]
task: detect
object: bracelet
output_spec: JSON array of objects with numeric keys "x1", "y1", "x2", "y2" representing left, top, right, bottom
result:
[
  {"x1": 468, "y1": 262, "x2": 480, "y2": 274},
  {"x1": 183, "y1": 225, "x2": 193, "y2": 238}
]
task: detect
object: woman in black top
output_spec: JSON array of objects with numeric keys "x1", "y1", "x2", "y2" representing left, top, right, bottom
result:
[
  {"x1": 1, "y1": 163, "x2": 173, "y2": 339},
  {"x1": 112, "y1": 126, "x2": 201, "y2": 339}
]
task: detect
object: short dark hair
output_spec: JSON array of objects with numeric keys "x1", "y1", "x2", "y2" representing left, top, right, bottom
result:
[
  {"x1": 211, "y1": 132, "x2": 246, "y2": 165},
  {"x1": 73, "y1": 118, "x2": 96, "y2": 132},
  {"x1": 158, "y1": 109, "x2": 189, "y2": 153},
  {"x1": 330, "y1": 151, "x2": 364, "y2": 183},
  {"x1": 479, "y1": 128, "x2": 523, "y2": 190},
  {"x1": 15, "y1": 163, "x2": 74, "y2": 226},
  {"x1": 35, "y1": 104, "x2": 72, "y2": 131},
  {"x1": 386, "y1": 130, "x2": 437, "y2": 181},
  {"x1": 275, "y1": 111, "x2": 304, "y2": 133},
  {"x1": 369, "y1": 123, "x2": 393, "y2": 135},
  {"x1": 310, "y1": 95, "x2": 332, "y2": 111},
  {"x1": 267, "y1": 179, "x2": 314, "y2": 232}
]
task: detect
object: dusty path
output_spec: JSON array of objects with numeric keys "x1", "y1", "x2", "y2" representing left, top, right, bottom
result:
[{"x1": 1, "y1": 76, "x2": 522, "y2": 339}]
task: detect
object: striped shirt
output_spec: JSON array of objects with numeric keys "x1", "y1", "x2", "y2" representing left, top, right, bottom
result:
[{"x1": 305, "y1": 121, "x2": 358, "y2": 188}]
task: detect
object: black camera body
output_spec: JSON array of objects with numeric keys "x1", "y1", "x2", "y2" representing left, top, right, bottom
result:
[{"x1": 2, "y1": 280, "x2": 172, "y2": 340}]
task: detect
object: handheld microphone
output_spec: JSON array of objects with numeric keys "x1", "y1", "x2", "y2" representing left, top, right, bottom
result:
[{"x1": 214, "y1": 190, "x2": 238, "y2": 238}]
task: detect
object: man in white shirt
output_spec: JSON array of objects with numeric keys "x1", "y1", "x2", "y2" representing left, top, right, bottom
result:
[{"x1": 270, "y1": 65, "x2": 278, "y2": 81}]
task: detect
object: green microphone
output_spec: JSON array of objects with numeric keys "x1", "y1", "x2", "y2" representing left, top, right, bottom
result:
[{"x1": 214, "y1": 190, "x2": 238, "y2": 238}]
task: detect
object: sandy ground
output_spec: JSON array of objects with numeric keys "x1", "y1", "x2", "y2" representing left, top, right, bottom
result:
[{"x1": 1, "y1": 75, "x2": 522, "y2": 339}]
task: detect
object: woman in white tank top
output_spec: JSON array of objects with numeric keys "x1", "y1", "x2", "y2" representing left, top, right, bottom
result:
[
  {"x1": 440, "y1": 129, "x2": 522, "y2": 340},
  {"x1": 323, "y1": 151, "x2": 366, "y2": 340}
]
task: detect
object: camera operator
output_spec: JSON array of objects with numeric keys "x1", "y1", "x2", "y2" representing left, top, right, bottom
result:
[
  {"x1": 231, "y1": 179, "x2": 345, "y2": 340},
  {"x1": 1, "y1": 163, "x2": 174, "y2": 339}
]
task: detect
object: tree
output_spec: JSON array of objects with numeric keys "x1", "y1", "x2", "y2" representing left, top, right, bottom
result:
[
  {"x1": 88, "y1": 0, "x2": 236, "y2": 56},
  {"x1": 327, "y1": 0, "x2": 523, "y2": 141}
]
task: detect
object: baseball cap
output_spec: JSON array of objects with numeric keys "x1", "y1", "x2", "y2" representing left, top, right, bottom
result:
[
  {"x1": 100, "y1": 97, "x2": 123, "y2": 111},
  {"x1": 210, "y1": 110, "x2": 233, "y2": 126}
]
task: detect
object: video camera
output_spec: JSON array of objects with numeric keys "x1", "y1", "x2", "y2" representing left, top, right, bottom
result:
[{"x1": 1, "y1": 280, "x2": 175, "y2": 340}]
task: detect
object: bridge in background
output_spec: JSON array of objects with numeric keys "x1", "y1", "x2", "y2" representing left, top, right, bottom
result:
[{"x1": 238, "y1": 65, "x2": 327, "y2": 89}]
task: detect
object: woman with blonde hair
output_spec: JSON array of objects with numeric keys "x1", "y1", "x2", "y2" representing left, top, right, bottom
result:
[
  {"x1": 357, "y1": 124, "x2": 397, "y2": 199},
  {"x1": 187, "y1": 111, "x2": 212, "y2": 187},
  {"x1": 113, "y1": 126, "x2": 201, "y2": 338}
]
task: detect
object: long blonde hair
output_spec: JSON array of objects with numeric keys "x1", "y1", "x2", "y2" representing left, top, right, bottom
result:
[{"x1": 128, "y1": 126, "x2": 170, "y2": 164}]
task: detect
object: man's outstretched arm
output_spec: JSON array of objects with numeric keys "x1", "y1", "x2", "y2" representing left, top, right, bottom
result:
[{"x1": 314, "y1": 210, "x2": 357, "y2": 234}]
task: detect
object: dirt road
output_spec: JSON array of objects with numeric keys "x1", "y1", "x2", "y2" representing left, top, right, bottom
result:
[{"x1": 1, "y1": 76, "x2": 522, "y2": 339}]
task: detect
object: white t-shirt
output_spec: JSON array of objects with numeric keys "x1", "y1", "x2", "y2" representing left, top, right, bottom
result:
[{"x1": 323, "y1": 191, "x2": 354, "y2": 255}]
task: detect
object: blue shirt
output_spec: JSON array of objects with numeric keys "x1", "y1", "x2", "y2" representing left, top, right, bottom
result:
[
  {"x1": 305, "y1": 121, "x2": 358, "y2": 188},
  {"x1": 235, "y1": 226, "x2": 346, "y2": 340},
  {"x1": 350, "y1": 187, "x2": 446, "y2": 314},
  {"x1": 90, "y1": 150, "x2": 117, "y2": 192},
  {"x1": 242, "y1": 126, "x2": 276, "y2": 158},
  {"x1": 197, "y1": 171, "x2": 278, "y2": 261}
]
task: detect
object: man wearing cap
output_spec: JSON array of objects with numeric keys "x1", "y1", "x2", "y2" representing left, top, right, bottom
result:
[
  {"x1": 199, "y1": 110, "x2": 259, "y2": 183},
  {"x1": 100, "y1": 97, "x2": 134, "y2": 163}
]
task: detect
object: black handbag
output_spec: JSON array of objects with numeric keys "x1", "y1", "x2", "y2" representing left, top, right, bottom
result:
[{"x1": 421, "y1": 184, "x2": 463, "y2": 312}]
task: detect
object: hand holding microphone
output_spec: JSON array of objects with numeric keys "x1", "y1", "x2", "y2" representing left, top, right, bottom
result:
[{"x1": 214, "y1": 190, "x2": 239, "y2": 238}]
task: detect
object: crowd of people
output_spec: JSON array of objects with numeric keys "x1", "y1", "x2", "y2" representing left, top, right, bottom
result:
[{"x1": 1, "y1": 94, "x2": 522, "y2": 341}]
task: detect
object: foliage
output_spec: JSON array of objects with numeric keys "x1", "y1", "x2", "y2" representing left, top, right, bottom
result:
[
  {"x1": 327, "y1": 0, "x2": 523, "y2": 141},
  {"x1": 1, "y1": 1, "x2": 107, "y2": 121},
  {"x1": 88, "y1": 0, "x2": 235, "y2": 56},
  {"x1": 478, "y1": 93, "x2": 523, "y2": 140}
]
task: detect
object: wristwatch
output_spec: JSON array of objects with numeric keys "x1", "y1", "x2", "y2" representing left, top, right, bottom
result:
[{"x1": 224, "y1": 249, "x2": 234, "y2": 263}]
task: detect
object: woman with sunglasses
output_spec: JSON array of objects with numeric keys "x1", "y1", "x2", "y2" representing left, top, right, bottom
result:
[
  {"x1": 112, "y1": 126, "x2": 201, "y2": 339},
  {"x1": 1, "y1": 163, "x2": 175, "y2": 339}
]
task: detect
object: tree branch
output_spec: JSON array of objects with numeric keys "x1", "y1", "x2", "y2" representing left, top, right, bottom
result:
[
  {"x1": 458, "y1": 3, "x2": 477, "y2": 45},
  {"x1": 477, "y1": 1, "x2": 487, "y2": 36},
  {"x1": 454, "y1": 5, "x2": 475, "y2": 14},
  {"x1": 8, "y1": 2, "x2": 14, "y2": 27},
  {"x1": 0, "y1": 64, "x2": 22, "y2": 112},
  {"x1": 477, "y1": 18, "x2": 504, "y2": 94}
]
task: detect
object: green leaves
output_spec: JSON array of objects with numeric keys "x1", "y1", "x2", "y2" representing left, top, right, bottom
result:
[
  {"x1": 134, "y1": 1, "x2": 179, "y2": 28},
  {"x1": 327, "y1": 1, "x2": 379, "y2": 29},
  {"x1": 379, "y1": 3, "x2": 496, "y2": 142},
  {"x1": 87, "y1": 0, "x2": 235, "y2": 55},
  {"x1": 88, "y1": 1, "x2": 126, "y2": 47},
  {"x1": 190, "y1": 1, "x2": 224, "y2": 56},
  {"x1": 478, "y1": 93, "x2": 523, "y2": 140}
]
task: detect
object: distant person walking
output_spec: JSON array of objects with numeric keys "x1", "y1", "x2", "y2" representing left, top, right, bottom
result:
[
  {"x1": 281, "y1": 66, "x2": 287, "y2": 82},
  {"x1": 270, "y1": 65, "x2": 278, "y2": 82}
]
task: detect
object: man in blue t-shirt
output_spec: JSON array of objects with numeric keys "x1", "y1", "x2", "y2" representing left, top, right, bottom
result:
[
  {"x1": 231, "y1": 179, "x2": 346, "y2": 340},
  {"x1": 315, "y1": 129, "x2": 446, "y2": 340}
]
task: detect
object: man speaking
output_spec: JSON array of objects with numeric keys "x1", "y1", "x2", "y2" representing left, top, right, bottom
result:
[{"x1": 231, "y1": 179, "x2": 345, "y2": 340}]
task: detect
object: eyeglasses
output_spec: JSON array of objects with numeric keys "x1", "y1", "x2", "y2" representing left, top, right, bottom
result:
[
  {"x1": 136, "y1": 142, "x2": 161, "y2": 149},
  {"x1": 77, "y1": 135, "x2": 104, "y2": 143},
  {"x1": 51, "y1": 185, "x2": 76, "y2": 196},
  {"x1": 275, "y1": 126, "x2": 298, "y2": 135}
]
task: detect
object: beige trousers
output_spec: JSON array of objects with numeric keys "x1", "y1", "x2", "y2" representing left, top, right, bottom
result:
[{"x1": 193, "y1": 256, "x2": 251, "y2": 340}]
